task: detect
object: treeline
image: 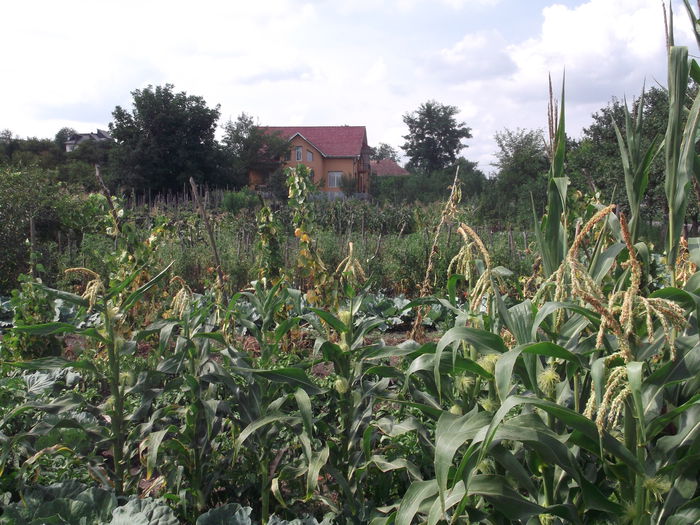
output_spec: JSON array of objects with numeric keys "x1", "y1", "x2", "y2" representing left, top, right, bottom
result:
[
  {"x1": 370, "y1": 85, "x2": 675, "y2": 232},
  {"x1": 1, "y1": 83, "x2": 681, "y2": 235},
  {"x1": 0, "y1": 85, "x2": 289, "y2": 195}
]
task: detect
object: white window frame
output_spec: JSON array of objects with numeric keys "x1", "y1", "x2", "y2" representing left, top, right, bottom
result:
[
  {"x1": 306, "y1": 150, "x2": 313, "y2": 162},
  {"x1": 328, "y1": 171, "x2": 343, "y2": 188},
  {"x1": 295, "y1": 146, "x2": 303, "y2": 161}
]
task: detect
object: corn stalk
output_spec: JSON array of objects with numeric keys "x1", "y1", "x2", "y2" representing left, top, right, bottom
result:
[
  {"x1": 613, "y1": 89, "x2": 661, "y2": 244},
  {"x1": 535, "y1": 75, "x2": 568, "y2": 277}
]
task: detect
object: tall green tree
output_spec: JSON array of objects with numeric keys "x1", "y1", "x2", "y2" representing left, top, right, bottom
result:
[
  {"x1": 401, "y1": 100, "x2": 472, "y2": 174},
  {"x1": 54, "y1": 127, "x2": 77, "y2": 150},
  {"x1": 568, "y1": 87, "x2": 668, "y2": 229},
  {"x1": 221, "y1": 113, "x2": 289, "y2": 188},
  {"x1": 480, "y1": 128, "x2": 549, "y2": 227},
  {"x1": 109, "y1": 84, "x2": 222, "y2": 192},
  {"x1": 369, "y1": 142, "x2": 400, "y2": 162}
]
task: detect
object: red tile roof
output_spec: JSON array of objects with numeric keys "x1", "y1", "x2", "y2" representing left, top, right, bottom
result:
[
  {"x1": 371, "y1": 158, "x2": 409, "y2": 176},
  {"x1": 263, "y1": 126, "x2": 367, "y2": 157}
]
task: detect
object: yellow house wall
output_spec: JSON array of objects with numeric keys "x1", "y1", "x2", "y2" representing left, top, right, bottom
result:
[
  {"x1": 281, "y1": 136, "x2": 360, "y2": 193},
  {"x1": 323, "y1": 158, "x2": 356, "y2": 192},
  {"x1": 284, "y1": 136, "x2": 325, "y2": 185},
  {"x1": 249, "y1": 134, "x2": 370, "y2": 194}
]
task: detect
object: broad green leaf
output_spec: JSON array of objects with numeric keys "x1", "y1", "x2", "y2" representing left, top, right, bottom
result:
[
  {"x1": 375, "y1": 416, "x2": 423, "y2": 437},
  {"x1": 531, "y1": 301, "x2": 599, "y2": 341},
  {"x1": 646, "y1": 394, "x2": 700, "y2": 439},
  {"x1": 107, "y1": 497, "x2": 179, "y2": 525},
  {"x1": 590, "y1": 242, "x2": 626, "y2": 283},
  {"x1": 495, "y1": 342, "x2": 580, "y2": 401},
  {"x1": 643, "y1": 342, "x2": 700, "y2": 418},
  {"x1": 395, "y1": 480, "x2": 439, "y2": 525},
  {"x1": 119, "y1": 262, "x2": 173, "y2": 312},
  {"x1": 467, "y1": 474, "x2": 545, "y2": 521},
  {"x1": 368, "y1": 455, "x2": 423, "y2": 480},
  {"x1": 5, "y1": 357, "x2": 98, "y2": 374},
  {"x1": 275, "y1": 317, "x2": 301, "y2": 343},
  {"x1": 195, "y1": 503, "x2": 252, "y2": 525},
  {"x1": 481, "y1": 395, "x2": 643, "y2": 473},
  {"x1": 236, "y1": 367, "x2": 322, "y2": 396},
  {"x1": 434, "y1": 409, "x2": 493, "y2": 516},
  {"x1": 235, "y1": 413, "x2": 298, "y2": 452},
  {"x1": 306, "y1": 445, "x2": 329, "y2": 498},
  {"x1": 294, "y1": 388, "x2": 314, "y2": 439},
  {"x1": 435, "y1": 326, "x2": 505, "y2": 401},
  {"x1": 143, "y1": 428, "x2": 170, "y2": 480},
  {"x1": 309, "y1": 308, "x2": 346, "y2": 333},
  {"x1": 426, "y1": 481, "x2": 466, "y2": 525},
  {"x1": 12, "y1": 322, "x2": 79, "y2": 336}
]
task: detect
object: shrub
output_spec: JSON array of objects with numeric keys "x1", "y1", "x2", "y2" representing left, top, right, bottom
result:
[{"x1": 222, "y1": 188, "x2": 261, "y2": 215}]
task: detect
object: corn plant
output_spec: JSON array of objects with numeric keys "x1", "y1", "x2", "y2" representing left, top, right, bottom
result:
[
  {"x1": 390, "y1": 207, "x2": 700, "y2": 524},
  {"x1": 613, "y1": 89, "x2": 662, "y2": 244},
  {"x1": 307, "y1": 290, "x2": 428, "y2": 521},
  {"x1": 535, "y1": 77, "x2": 569, "y2": 278},
  {"x1": 221, "y1": 281, "x2": 326, "y2": 523},
  {"x1": 664, "y1": 45, "x2": 695, "y2": 283},
  {"x1": 134, "y1": 290, "x2": 235, "y2": 520},
  {"x1": 5, "y1": 263, "x2": 172, "y2": 495}
]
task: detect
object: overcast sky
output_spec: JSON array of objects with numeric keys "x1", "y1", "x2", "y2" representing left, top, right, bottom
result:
[{"x1": 2, "y1": 0, "x2": 696, "y2": 173}]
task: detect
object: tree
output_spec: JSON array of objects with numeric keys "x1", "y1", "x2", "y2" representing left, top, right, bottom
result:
[
  {"x1": 370, "y1": 157, "x2": 485, "y2": 204},
  {"x1": 480, "y1": 128, "x2": 549, "y2": 227},
  {"x1": 54, "y1": 127, "x2": 77, "y2": 150},
  {"x1": 401, "y1": 100, "x2": 471, "y2": 174},
  {"x1": 370, "y1": 142, "x2": 400, "y2": 162},
  {"x1": 567, "y1": 86, "x2": 668, "y2": 230},
  {"x1": 221, "y1": 113, "x2": 289, "y2": 188},
  {"x1": 0, "y1": 129, "x2": 19, "y2": 164},
  {"x1": 109, "y1": 84, "x2": 222, "y2": 192}
]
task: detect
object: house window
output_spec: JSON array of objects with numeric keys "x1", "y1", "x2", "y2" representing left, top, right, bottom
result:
[
  {"x1": 285, "y1": 150, "x2": 291, "y2": 161},
  {"x1": 306, "y1": 150, "x2": 313, "y2": 162},
  {"x1": 328, "y1": 171, "x2": 343, "y2": 188},
  {"x1": 295, "y1": 146, "x2": 303, "y2": 161}
]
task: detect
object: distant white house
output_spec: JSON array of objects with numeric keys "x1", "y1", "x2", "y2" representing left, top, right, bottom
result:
[{"x1": 64, "y1": 129, "x2": 113, "y2": 152}]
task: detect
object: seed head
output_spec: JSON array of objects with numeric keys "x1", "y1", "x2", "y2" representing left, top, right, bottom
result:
[{"x1": 537, "y1": 365, "x2": 560, "y2": 398}]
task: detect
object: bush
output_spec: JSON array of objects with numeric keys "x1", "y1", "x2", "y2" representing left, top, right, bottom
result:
[{"x1": 222, "y1": 188, "x2": 261, "y2": 215}]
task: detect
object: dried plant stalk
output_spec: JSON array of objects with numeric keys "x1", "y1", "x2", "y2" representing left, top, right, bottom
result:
[{"x1": 409, "y1": 166, "x2": 461, "y2": 340}]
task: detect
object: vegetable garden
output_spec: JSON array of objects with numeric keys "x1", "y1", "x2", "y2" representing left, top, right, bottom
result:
[{"x1": 2, "y1": 15, "x2": 700, "y2": 525}]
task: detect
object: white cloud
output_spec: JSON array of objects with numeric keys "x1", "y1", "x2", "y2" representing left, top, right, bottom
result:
[
  {"x1": 427, "y1": 29, "x2": 516, "y2": 81},
  {"x1": 1, "y1": 0, "x2": 697, "y2": 177},
  {"x1": 433, "y1": 0, "x2": 696, "y2": 172}
]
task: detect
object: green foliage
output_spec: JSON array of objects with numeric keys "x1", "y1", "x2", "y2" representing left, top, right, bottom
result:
[
  {"x1": 221, "y1": 113, "x2": 290, "y2": 188},
  {"x1": 5, "y1": 17, "x2": 700, "y2": 525},
  {"x1": 109, "y1": 84, "x2": 223, "y2": 192},
  {"x1": 3, "y1": 275, "x2": 63, "y2": 360},
  {"x1": 256, "y1": 205, "x2": 284, "y2": 281},
  {"x1": 0, "y1": 167, "x2": 80, "y2": 292},
  {"x1": 370, "y1": 159, "x2": 485, "y2": 204},
  {"x1": 401, "y1": 100, "x2": 472, "y2": 174},
  {"x1": 369, "y1": 142, "x2": 400, "y2": 162},
  {"x1": 0, "y1": 136, "x2": 63, "y2": 170},
  {"x1": 223, "y1": 187, "x2": 262, "y2": 215},
  {"x1": 338, "y1": 173, "x2": 357, "y2": 196},
  {"x1": 53, "y1": 127, "x2": 77, "y2": 150},
  {"x1": 568, "y1": 86, "x2": 668, "y2": 228},
  {"x1": 479, "y1": 128, "x2": 549, "y2": 227},
  {"x1": 612, "y1": 88, "x2": 662, "y2": 243}
]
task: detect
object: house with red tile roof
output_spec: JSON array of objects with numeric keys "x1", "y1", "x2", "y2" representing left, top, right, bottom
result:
[
  {"x1": 371, "y1": 158, "x2": 409, "y2": 177},
  {"x1": 249, "y1": 126, "x2": 371, "y2": 195}
]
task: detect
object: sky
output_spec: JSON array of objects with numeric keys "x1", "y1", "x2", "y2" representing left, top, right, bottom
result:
[{"x1": 2, "y1": 0, "x2": 696, "y2": 174}]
